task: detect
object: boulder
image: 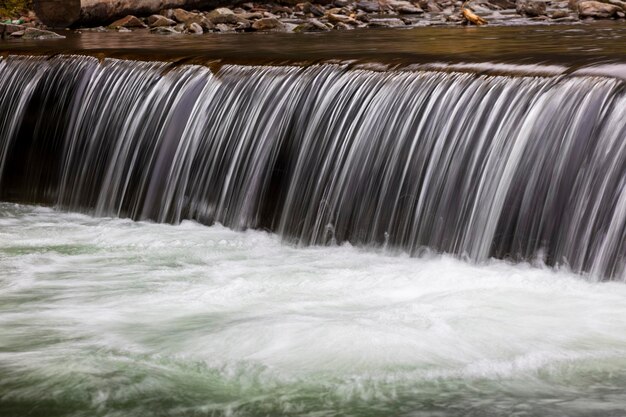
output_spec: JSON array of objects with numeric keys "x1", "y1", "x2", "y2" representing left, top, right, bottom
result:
[
  {"x1": 516, "y1": 0, "x2": 547, "y2": 15},
  {"x1": 578, "y1": 0, "x2": 620, "y2": 16},
  {"x1": 147, "y1": 14, "x2": 175, "y2": 27},
  {"x1": 252, "y1": 17, "x2": 287, "y2": 30},
  {"x1": 19, "y1": 27, "x2": 66, "y2": 39},
  {"x1": 109, "y1": 15, "x2": 146, "y2": 28}
]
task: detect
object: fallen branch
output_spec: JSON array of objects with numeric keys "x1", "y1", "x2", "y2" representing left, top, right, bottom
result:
[{"x1": 462, "y1": 0, "x2": 488, "y2": 25}]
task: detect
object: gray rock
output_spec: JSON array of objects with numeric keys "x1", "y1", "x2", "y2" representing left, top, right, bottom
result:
[
  {"x1": 387, "y1": 0, "x2": 425, "y2": 13},
  {"x1": 19, "y1": 27, "x2": 65, "y2": 39},
  {"x1": 578, "y1": 0, "x2": 620, "y2": 16},
  {"x1": 147, "y1": 14, "x2": 175, "y2": 27},
  {"x1": 252, "y1": 17, "x2": 286, "y2": 30},
  {"x1": 489, "y1": 0, "x2": 517, "y2": 8},
  {"x1": 356, "y1": 0, "x2": 381, "y2": 12},
  {"x1": 516, "y1": 0, "x2": 547, "y2": 16}
]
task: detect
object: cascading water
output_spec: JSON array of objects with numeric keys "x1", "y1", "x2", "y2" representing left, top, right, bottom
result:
[{"x1": 1, "y1": 55, "x2": 625, "y2": 280}]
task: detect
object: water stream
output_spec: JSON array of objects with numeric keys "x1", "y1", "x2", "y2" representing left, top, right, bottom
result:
[{"x1": 2, "y1": 24, "x2": 626, "y2": 416}]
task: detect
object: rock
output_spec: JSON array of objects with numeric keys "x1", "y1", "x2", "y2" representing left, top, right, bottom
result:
[
  {"x1": 193, "y1": 17, "x2": 217, "y2": 31},
  {"x1": 297, "y1": 2, "x2": 327, "y2": 16},
  {"x1": 334, "y1": 21, "x2": 354, "y2": 29},
  {"x1": 252, "y1": 17, "x2": 286, "y2": 30},
  {"x1": 419, "y1": 0, "x2": 443, "y2": 11},
  {"x1": 516, "y1": 0, "x2": 547, "y2": 16},
  {"x1": 239, "y1": 12, "x2": 264, "y2": 19},
  {"x1": 186, "y1": 22, "x2": 203, "y2": 34},
  {"x1": 327, "y1": 12, "x2": 358, "y2": 24},
  {"x1": 168, "y1": 8, "x2": 200, "y2": 23},
  {"x1": 489, "y1": 0, "x2": 517, "y2": 8},
  {"x1": 215, "y1": 23, "x2": 234, "y2": 31},
  {"x1": 385, "y1": 0, "x2": 425, "y2": 13},
  {"x1": 335, "y1": 0, "x2": 350, "y2": 5},
  {"x1": 118, "y1": 27, "x2": 132, "y2": 32},
  {"x1": 150, "y1": 26, "x2": 179, "y2": 35},
  {"x1": 9, "y1": 30, "x2": 25, "y2": 38},
  {"x1": 607, "y1": 0, "x2": 626, "y2": 11},
  {"x1": 294, "y1": 17, "x2": 332, "y2": 31},
  {"x1": 578, "y1": 0, "x2": 620, "y2": 16},
  {"x1": 550, "y1": 9, "x2": 570, "y2": 17},
  {"x1": 207, "y1": 8, "x2": 251, "y2": 27},
  {"x1": 367, "y1": 17, "x2": 407, "y2": 26},
  {"x1": 206, "y1": 7, "x2": 234, "y2": 19},
  {"x1": 0, "y1": 23, "x2": 25, "y2": 39},
  {"x1": 109, "y1": 15, "x2": 146, "y2": 29},
  {"x1": 356, "y1": 0, "x2": 381, "y2": 12},
  {"x1": 19, "y1": 27, "x2": 65, "y2": 39},
  {"x1": 147, "y1": 14, "x2": 175, "y2": 27}
]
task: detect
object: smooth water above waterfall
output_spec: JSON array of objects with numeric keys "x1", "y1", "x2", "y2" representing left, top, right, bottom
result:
[{"x1": 2, "y1": 203, "x2": 626, "y2": 417}]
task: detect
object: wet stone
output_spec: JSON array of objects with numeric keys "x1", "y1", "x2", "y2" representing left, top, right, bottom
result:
[{"x1": 147, "y1": 14, "x2": 175, "y2": 27}]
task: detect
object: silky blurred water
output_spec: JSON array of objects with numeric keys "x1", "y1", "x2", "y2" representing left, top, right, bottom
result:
[{"x1": 2, "y1": 203, "x2": 626, "y2": 416}]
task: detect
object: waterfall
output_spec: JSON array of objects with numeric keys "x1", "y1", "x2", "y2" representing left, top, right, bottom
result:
[{"x1": 1, "y1": 55, "x2": 625, "y2": 279}]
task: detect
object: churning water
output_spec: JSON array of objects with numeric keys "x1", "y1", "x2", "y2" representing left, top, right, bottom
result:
[{"x1": 2, "y1": 203, "x2": 626, "y2": 417}]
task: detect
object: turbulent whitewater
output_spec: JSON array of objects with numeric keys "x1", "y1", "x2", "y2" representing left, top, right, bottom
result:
[
  {"x1": 1, "y1": 55, "x2": 626, "y2": 279},
  {"x1": 2, "y1": 203, "x2": 626, "y2": 417}
]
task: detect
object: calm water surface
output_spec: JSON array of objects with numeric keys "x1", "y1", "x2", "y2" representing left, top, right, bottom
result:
[{"x1": 2, "y1": 22, "x2": 626, "y2": 68}]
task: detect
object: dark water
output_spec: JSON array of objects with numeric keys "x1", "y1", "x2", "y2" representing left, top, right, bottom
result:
[{"x1": 2, "y1": 22, "x2": 626, "y2": 68}]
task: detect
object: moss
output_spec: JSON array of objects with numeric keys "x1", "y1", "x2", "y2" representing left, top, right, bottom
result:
[{"x1": 0, "y1": 0, "x2": 32, "y2": 18}]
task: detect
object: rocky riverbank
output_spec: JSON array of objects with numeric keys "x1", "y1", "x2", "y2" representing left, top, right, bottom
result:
[{"x1": 1, "y1": 0, "x2": 625, "y2": 39}]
